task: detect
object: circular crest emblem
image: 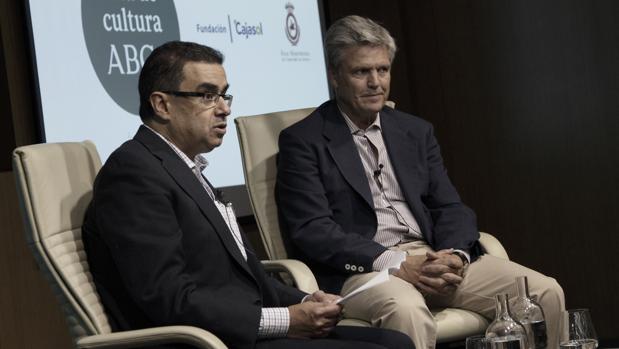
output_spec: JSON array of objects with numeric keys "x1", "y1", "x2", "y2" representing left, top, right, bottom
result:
[{"x1": 285, "y1": 3, "x2": 300, "y2": 46}]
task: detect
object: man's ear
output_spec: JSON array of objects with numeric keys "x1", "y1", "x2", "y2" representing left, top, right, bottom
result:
[
  {"x1": 149, "y1": 92, "x2": 172, "y2": 121},
  {"x1": 328, "y1": 68, "x2": 339, "y2": 90}
]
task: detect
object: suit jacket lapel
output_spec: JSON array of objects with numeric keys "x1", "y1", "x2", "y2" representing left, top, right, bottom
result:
[
  {"x1": 134, "y1": 126, "x2": 255, "y2": 279},
  {"x1": 380, "y1": 112, "x2": 427, "y2": 228},
  {"x1": 322, "y1": 103, "x2": 374, "y2": 208}
]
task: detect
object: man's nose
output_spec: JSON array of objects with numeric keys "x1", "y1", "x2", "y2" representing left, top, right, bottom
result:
[
  {"x1": 216, "y1": 98, "x2": 231, "y2": 117},
  {"x1": 367, "y1": 70, "x2": 379, "y2": 88}
]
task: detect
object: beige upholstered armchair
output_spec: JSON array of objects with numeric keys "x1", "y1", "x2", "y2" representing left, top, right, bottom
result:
[
  {"x1": 13, "y1": 141, "x2": 227, "y2": 349},
  {"x1": 235, "y1": 106, "x2": 510, "y2": 344},
  {"x1": 13, "y1": 141, "x2": 325, "y2": 348}
]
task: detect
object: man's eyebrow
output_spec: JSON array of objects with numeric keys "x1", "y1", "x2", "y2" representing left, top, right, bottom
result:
[{"x1": 197, "y1": 82, "x2": 229, "y2": 94}]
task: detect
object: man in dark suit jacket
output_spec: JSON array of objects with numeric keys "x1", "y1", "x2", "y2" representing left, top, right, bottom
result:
[
  {"x1": 276, "y1": 16, "x2": 565, "y2": 348},
  {"x1": 83, "y1": 41, "x2": 413, "y2": 349}
]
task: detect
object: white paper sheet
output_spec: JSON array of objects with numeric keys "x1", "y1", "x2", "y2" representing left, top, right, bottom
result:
[{"x1": 336, "y1": 269, "x2": 390, "y2": 305}]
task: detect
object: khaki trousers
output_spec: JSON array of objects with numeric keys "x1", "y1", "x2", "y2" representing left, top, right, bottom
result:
[{"x1": 340, "y1": 241, "x2": 565, "y2": 349}]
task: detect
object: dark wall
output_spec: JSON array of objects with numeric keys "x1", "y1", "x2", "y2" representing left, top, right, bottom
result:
[
  {"x1": 0, "y1": 24, "x2": 16, "y2": 171},
  {"x1": 326, "y1": 0, "x2": 619, "y2": 341}
]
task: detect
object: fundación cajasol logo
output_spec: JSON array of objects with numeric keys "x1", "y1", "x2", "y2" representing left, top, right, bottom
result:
[
  {"x1": 82, "y1": 0, "x2": 180, "y2": 115},
  {"x1": 285, "y1": 2, "x2": 300, "y2": 46}
]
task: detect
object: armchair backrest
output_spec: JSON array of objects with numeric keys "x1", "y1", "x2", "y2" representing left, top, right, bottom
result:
[
  {"x1": 235, "y1": 107, "x2": 315, "y2": 260},
  {"x1": 12, "y1": 141, "x2": 111, "y2": 340}
]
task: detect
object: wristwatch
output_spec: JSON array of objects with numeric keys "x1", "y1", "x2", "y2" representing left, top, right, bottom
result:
[{"x1": 452, "y1": 250, "x2": 469, "y2": 266}]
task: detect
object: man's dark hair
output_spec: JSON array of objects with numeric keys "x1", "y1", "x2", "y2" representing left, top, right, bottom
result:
[{"x1": 138, "y1": 41, "x2": 224, "y2": 121}]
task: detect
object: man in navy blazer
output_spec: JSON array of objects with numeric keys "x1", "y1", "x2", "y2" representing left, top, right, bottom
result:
[
  {"x1": 277, "y1": 16, "x2": 565, "y2": 348},
  {"x1": 83, "y1": 41, "x2": 413, "y2": 349},
  {"x1": 278, "y1": 100, "x2": 479, "y2": 292}
]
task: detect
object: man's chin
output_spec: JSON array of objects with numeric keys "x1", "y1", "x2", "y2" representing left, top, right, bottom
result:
[
  {"x1": 341, "y1": 100, "x2": 383, "y2": 118},
  {"x1": 204, "y1": 140, "x2": 223, "y2": 153},
  {"x1": 361, "y1": 102, "x2": 385, "y2": 115}
]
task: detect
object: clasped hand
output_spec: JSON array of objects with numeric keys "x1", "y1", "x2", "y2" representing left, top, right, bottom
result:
[
  {"x1": 287, "y1": 290, "x2": 342, "y2": 338},
  {"x1": 394, "y1": 249, "x2": 464, "y2": 296}
]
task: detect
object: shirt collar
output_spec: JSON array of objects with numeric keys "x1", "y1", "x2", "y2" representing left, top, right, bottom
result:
[
  {"x1": 143, "y1": 124, "x2": 209, "y2": 171},
  {"x1": 337, "y1": 105, "x2": 381, "y2": 135}
]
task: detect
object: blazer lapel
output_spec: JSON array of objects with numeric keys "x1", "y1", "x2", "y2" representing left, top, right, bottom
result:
[
  {"x1": 322, "y1": 104, "x2": 374, "y2": 208},
  {"x1": 380, "y1": 111, "x2": 426, "y2": 222},
  {"x1": 134, "y1": 127, "x2": 255, "y2": 279}
]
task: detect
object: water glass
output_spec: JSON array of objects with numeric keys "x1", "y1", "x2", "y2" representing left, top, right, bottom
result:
[{"x1": 559, "y1": 308, "x2": 598, "y2": 349}]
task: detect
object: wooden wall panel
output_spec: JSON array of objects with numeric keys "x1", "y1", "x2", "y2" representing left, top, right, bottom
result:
[
  {"x1": 1, "y1": 0, "x2": 37, "y2": 149},
  {"x1": 401, "y1": 1, "x2": 619, "y2": 340},
  {"x1": 0, "y1": 32, "x2": 16, "y2": 171}
]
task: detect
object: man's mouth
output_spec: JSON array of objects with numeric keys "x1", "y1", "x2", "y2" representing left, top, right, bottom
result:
[
  {"x1": 213, "y1": 123, "x2": 227, "y2": 133},
  {"x1": 361, "y1": 93, "x2": 384, "y2": 99}
]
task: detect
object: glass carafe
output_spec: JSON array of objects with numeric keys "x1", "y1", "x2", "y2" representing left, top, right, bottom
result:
[
  {"x1": 511, "y1": 276, "x2": 547, "y2": 348},
  {"x1": 486, "y1": 293, "x2": 528, "y2": 349}
]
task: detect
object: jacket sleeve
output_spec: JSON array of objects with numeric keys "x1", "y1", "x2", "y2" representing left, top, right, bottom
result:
[
  {"x1": 420, "y1": 124, "x2": 481, "y2": 259},
  {"x1": 276, "y1": 130, "x2": 387, "y2": 275},
  {"x1": 269, "y1": 277, "x2": 308, "y2": 306}
]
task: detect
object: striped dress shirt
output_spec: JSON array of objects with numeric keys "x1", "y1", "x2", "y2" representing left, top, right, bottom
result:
[{"x1": 340, "y1": 110, "x2": 424, "y2": 271}]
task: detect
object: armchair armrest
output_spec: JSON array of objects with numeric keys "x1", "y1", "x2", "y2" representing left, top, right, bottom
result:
[
  {"x1": 261, "y1": 259, "x2": 319, "y2": 293},
  {"x1": 479, "y1": 232, "x2": 509, "y2": 260},
  {"x1": 76, "y1": 325, "x2": 227, "y2": 349}
]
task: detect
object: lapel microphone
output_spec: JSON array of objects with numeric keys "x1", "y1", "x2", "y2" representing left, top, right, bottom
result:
[
  {"x1": 215, "y1": 189, "x2": 229, "y2": 205},
  {"x1": 374, "y1": 164, "x2": 384, "y2": 177}
]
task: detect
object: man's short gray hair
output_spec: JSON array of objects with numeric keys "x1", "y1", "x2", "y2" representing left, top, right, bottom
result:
[{"x1": 325, "y1": 15, "x2": 397, "y2": 70}]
